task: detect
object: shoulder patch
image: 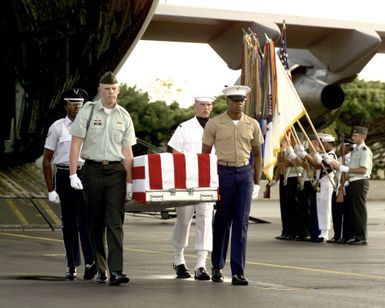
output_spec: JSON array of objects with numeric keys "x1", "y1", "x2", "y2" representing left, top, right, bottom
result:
[{"x1": 362, "y1": 147, "x2": 367, "y2": 151}]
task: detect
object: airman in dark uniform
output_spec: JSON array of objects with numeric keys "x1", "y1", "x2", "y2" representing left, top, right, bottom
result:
[{"x1": 42, "y1": 88, "x2": 95, "y2": 280}]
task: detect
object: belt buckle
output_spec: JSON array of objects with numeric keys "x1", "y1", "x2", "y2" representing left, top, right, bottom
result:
[{"x1": 101, "y1": 160, "x2": 109, "y2": 165}]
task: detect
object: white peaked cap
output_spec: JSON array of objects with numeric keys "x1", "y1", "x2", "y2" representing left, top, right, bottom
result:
[
  {"x1": 194, "y1": 96, "x2": 215, "y2": 103},
  {"x1": 222, "y1": 85, "x2": 251, "y2": 98},
  {"x1": 318, "y1": 133, "x2": 335, "y2": 142}
]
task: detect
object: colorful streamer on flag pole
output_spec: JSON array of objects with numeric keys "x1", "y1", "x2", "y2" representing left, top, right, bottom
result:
[
  {"x1": 241, "y1": 31, "x2": 263, "y2": 121},
  {"x1": 241, "y1": 25, "x2": 306, "y2": 181}
]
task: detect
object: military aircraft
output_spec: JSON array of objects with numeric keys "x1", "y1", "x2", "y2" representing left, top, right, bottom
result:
[
  {"x1": 2, "y1": 0, "x2": 385, "y2": 161},
  {"x1": 2, "y1": 1, "x2": 385, "y2": 215}
]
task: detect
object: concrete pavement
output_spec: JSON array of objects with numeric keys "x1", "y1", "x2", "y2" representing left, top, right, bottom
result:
[{"x1": 1, "y1": 200, "x2": 385, "y2": 308}]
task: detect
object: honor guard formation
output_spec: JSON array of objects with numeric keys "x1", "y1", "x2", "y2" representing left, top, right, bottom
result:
[
  {"x1": 41, "y1": 72, "x2": 373, "y2": 287},
  {"x1": 272, "y1": 125, "x2": 372, "y2": 246}
]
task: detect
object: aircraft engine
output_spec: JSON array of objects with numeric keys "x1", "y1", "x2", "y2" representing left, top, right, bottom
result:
[{"x1": 293, "y1": 74, "x2": 345, "y2": 128}]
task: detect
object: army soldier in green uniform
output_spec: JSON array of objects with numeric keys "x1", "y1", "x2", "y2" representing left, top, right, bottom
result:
[
  {"x1": 69, "y1": 72, "x2": 136, "y2": 285},
  {"x1": 329, "y1": 126, "x2": 372, "y2": 245}
]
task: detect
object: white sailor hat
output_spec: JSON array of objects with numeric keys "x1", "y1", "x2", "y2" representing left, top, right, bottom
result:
[
  {"x1": 222, "y1": 85, "x2": 251, "y2": 100},
  {"x1": 318, "y1": 133, "x2": 335, "y2": 142},
  {"x1": 194, "y1": 96, "x2": 215, "y2": 103}
]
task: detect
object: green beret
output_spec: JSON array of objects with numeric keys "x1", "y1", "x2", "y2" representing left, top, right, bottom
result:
[
  {"x1": 352, "y1": 126, "x2": 368, "y2": 136},
  {"x1": 99, "y1": 71, "x2": 118, "y2": 84}
]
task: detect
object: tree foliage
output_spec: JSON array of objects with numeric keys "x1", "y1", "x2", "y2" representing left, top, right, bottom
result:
[{"x1": 336, "y1": 79, "x2": 385, "y2": 178}]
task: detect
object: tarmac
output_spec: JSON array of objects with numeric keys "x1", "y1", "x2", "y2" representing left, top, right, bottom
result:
[{"x1": 1, "y1": 199, "x2": 385, "y2": 308}]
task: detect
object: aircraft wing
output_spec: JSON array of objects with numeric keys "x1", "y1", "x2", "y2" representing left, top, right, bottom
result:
[{"x1": 142, "y1": 4, "x2": 385, "y2": 127}]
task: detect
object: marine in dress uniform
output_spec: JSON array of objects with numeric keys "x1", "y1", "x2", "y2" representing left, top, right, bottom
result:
[
  {"x1": 202, "y1": 85, "x2": 263, "y2": 286},
  {"x1": 168, "y1": 96, "x2": 215, "y2": 280},
  {"x1": 69, "y1": 72, "x2": 136, "y2": 285},
  {"x1": 333, "y1": 126, "x2": 372, "y2": 245},
  {"x1": 42, "y1": 88, "x2": 96, "y2": 280}
]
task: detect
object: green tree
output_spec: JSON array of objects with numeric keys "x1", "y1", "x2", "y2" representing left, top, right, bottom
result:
[{"x1": 335, "y1": 79, "x2": 385, "y2": 178}]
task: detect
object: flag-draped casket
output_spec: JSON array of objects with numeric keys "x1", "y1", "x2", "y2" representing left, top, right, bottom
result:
[{"x1": 132, "y1": 153, "x2": 219, "y2": 205}]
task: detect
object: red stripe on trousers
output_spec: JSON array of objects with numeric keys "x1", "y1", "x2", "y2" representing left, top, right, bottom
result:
[
  {"x1": 132, "y1": 166, "x2": 145, "y2": 180},
  {"x1": 198, "y1": 154, "x2": 210, "y2": 187},
  {"x1": 148, "y1": 154, "x2": 163, "y2": 189},
  {"x1": 173, "y1": 153, "x2": 186, "y2": 189}
]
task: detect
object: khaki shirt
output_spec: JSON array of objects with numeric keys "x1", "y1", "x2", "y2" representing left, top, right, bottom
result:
[
  {"x1": 202, "y1": 112, "x2": 263, "y2": 163},
  {"x1": 348, "y1": 143, "x2": 372, "y2": 182},
  {"x1": 70, "y1": 100, "x2": 136, "y2": 161}
]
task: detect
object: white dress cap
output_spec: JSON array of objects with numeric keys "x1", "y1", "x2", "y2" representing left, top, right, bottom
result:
[
  {"x1": 194, "y1": 96, "x2": 215, "y2": 103},
  {"x1": 318, "y1": 133, "x2": 335, "y2": 142},
  {"x1": 222, "y1": 85, "x2": 251, "y2": 99}
]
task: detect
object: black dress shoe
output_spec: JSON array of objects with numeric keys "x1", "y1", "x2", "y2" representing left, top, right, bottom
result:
[
  {"x1": 109, "y1": 272, "x2": 129, "y2": 286},
  {"x1": 173, "y1": 264, "x2": 191, "y2": 279},
  {"x1": 336, "y1": 238, "x2": 347, "y2": 244},
  {"x1": 84, "y1": 263, "x2": 97, "y2": 280},
  {"x1": 194, "y1": 267, "x2": 210, "y2": 280},
  {"x1": 275, "y1": 235, "x2": 285, "y2": 240},
  {"x1": 65, "y1": 267, "x2": 77, "y2": 280},
  {"x1": 96, "y1": 272, "x2": 108, "y2": 284},
  {"x1": 232, "y1": 274, "x2": 248, "y2": 286},
  {"x1": 312, "y1": 237, "x2": 326, "y2": 243},
  {"x1": 348, "y1": 239, "x2": 367, "y2": 245},
  {"x1": 345, "y1": 238, "x2": 357, "y2": 244},
  {"x1": 211, "y1": 268, "x2": 224, "y2": 283}
]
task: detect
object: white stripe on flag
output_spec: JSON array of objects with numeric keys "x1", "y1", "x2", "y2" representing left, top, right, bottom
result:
[
  {"x1": 209, "y1": 155, "x2": 218, "y2": 187},
  {"x1": 185, "y1": 153, "x2": 198, "y2": 188},
  {"x1": 160, "y1": 153, "x2": 174, "y2": 190}
]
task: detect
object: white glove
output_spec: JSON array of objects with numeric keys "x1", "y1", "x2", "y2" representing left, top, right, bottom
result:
[
  {"x1": 252, "y1": 184, "x2": 260, "y2": 199},
  {"x1": 268, "y1": 179, "x2": 277, "y2": 187},
  {"x1": 126, "y1": 183, "x2": 133, "y2": 200},
  {"x1": 70, "y1": 174, "x2": 83, "y2": 190},
  {"x1": 298, "y1": 150, "x2": 308, "y2": 159},
  {"x1": 339, "y1": 165, "x2": 349, "y2": 173},
  {"x1": 314, "y1": 152, "x2": 323, "y2": 165},
  {"x1": 322, "y1": 153, "x2": 333, "y2": 165},
  {"x1": 294, "y1": 144, "x2": 304, "y2": 154},
  {"x1": 285, "y1": 146, "x2": 296, "y2": 162},
  {"x1": 287, "y1": 151, "x2": 297, "y2": 162},
  {"x1": 48, "y1": 190, "x2": 60, "y2": 204}
]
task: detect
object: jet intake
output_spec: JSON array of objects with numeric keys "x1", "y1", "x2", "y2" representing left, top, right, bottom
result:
[{"x1": 293, "y1": 74, "x2": 344, "y2": 127}]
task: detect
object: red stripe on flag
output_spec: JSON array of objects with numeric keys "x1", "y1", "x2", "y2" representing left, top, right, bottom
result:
[
  {"x1": 173, "y1": 154, "x2": 186, "y2": 189},
  {"x1": 132, "y1": 166, "x2": 145, "y2": 180},
  {"x1": 133, "y1": 192, "x2": 146, "y2": 205},
  {"x1": 148, "y1": 154, "x2": 163, "y2": 189},
  {"x1": 198, "y1": 154, "x2": 210, "y2": 187}
]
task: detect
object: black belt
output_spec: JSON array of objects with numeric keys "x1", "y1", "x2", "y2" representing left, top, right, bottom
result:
[
  {"x1": 56, "y1": 164, "x2": 82, "y2": 170},
  {"x1": 85, "y1": 159, "x2": 122, "y2": 166}
]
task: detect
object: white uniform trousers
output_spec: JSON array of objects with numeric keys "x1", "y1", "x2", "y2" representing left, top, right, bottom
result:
[
  {"x1": 316, "y1": 174, "x2": 335, "y2": 239},
  {"x1": 171, "y1": 202, "x2": 213, "y2": 266}
]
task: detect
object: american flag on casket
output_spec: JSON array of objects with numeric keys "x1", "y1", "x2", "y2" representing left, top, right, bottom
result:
[{"x1": 132, "y1": 153, "x2": 219, "y2": 205}]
